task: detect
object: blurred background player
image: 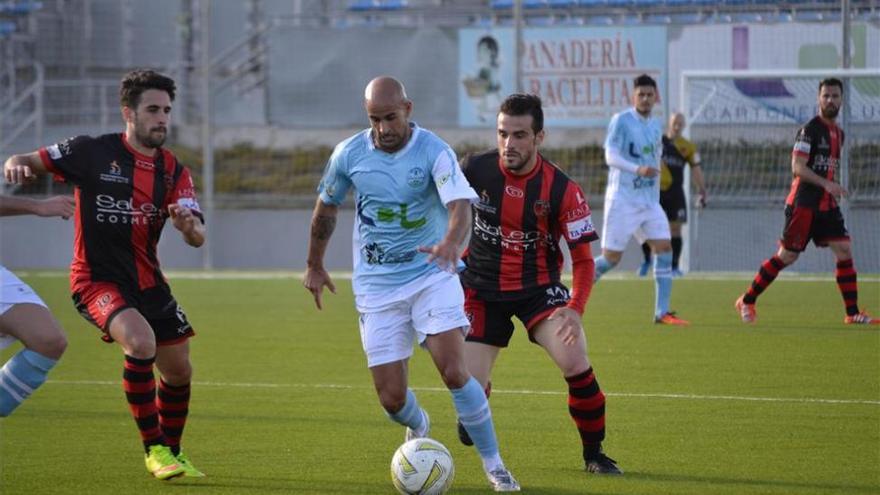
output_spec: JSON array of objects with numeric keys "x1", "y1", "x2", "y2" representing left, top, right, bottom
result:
[
  {"x1": 457, "y1": 94, "x2": 621, "y2": 475},
  {"x1": 638, "y1": 112, "x2": 707, "y2": 277},
  {"x1": 303, "y1": 76, "x2": 520, "y2": 492},
  {"x1": 735, "y1": 78, "x2": 878, "y2": 325},
  {"x1": 592, "y1": 74, "x2": 689, "y2": 326},
  {"x1": 0, "y1": 195, "x2": 73, "y2": 417},
  {"x1": 2, "y1": 69, "x2": 207, "y2": 479}
]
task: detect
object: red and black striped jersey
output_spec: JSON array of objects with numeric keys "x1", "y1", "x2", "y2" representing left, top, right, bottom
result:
[
  {"x1": 39, "y1": 133, "x2": 203, "y2": 293},
  {"x1": 460, "y1": 150, "x2": 597, "y2": 300},
  {"x1": 786, "y1": 116, "x2": 844, "y2": 211}
]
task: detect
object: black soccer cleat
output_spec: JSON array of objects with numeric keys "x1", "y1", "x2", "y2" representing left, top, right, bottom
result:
[
  {"x1": 585, "y1": 452, "x2": 623, "y2": 475},
  {"x1": 457, "y1": 419, "x2": 474, "y2": 446}
]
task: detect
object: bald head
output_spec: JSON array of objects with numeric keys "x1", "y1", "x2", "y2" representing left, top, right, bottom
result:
[
  {"x1": 364, "y1": 76, "x2": 408, "y2": 105},
  {"x1": 667, "y1": 112, "x2": 686, "y2": 139},
  {"x1": 364, "y1": 76, "x2": 413, "y2": 153}
]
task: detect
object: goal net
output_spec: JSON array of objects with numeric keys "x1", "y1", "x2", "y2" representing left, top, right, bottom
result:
[{"x1": 679, "y1": 69, "x2": 880, "y2": 273}]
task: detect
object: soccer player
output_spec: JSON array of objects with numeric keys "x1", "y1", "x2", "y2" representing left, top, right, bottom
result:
[
  {"x1": 303, "y1": 76, "x2": 520, "y2": 492},
  {"x1": 638, "y1": 112, "x2": 707, "y2": 278},
  {"x1": 0, "y1": 195, "x2": 73, "y2": 417},
  {"x1": 735, "y1": 78, "x2": 878, "y2": 325},
  {"x1": 457, "y1": 94, "x2": 622, "y2": 475},
  {"x1": 3, "y1": 70, "x2": 206, "y2": 479},
  {"x1": 593, "y1": 74, "x2": 689, "y2": 325}
]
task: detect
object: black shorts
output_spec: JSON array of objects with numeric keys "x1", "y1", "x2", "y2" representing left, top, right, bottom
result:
[
  {"x1": 781, "y1": 205, "x2": 849, "y2": 252},
  {"x1": 463, "y1": 283, "x2": 570, "y2": 348},
  {"x1": 73, "y1": 282, "x2": 195, "y2": 345},
  {"x1": 659, "y1": 189, "x2": 687, "y2": 223}
]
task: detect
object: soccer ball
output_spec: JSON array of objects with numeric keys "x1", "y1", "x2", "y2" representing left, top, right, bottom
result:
[{"x1": 390, "y1": 438, "x2": 455, "y2": 495}]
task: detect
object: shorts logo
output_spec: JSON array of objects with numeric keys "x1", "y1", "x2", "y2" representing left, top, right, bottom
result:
[
  {"x1": 545, "y1": 286, "x2": 570, "y2": 306},
  {"x1": 505, "y1": 186, "x2": 524, "y2": 198},
  {"x1": 175, "y1": 304, "x2": 191, "y2": 334},
  {"x1": 95, "y1": 292, "x2": 115, "y2": 316}
]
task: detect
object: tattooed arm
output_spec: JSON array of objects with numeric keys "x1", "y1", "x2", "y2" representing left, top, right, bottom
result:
[{"x1": 303, "y1": 198, "x2": 339, "y2": 310}]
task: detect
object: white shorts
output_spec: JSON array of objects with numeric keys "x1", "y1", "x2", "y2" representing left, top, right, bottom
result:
[
  {"x1": 0, "y1": 265, "x2": 47, "y2": 350},
  {"x1": 356, "y1": 271, "x2": 469, "y2": 368},
  {"x1": 601, "y1": 198, "x2": 671, "y2": 252}
]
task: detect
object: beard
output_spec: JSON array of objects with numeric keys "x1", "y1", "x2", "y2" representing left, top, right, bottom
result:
[
  {"x1": 821, "y1": 105, "x2": 840, "y2": 119},
  {"x1": 136, "y1": 125, "x2": 167, "y2": 149},
  {"x1": 502, "y1": 150, "x2": 531, "y2": 172}
]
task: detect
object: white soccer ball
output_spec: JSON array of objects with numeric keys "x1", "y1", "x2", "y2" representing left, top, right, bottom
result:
[{"x1": 390, "y1": 438, "x2": 455, "y2": 495}]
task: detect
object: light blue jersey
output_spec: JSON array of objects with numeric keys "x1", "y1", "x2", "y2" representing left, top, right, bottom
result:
[
  {"x1": 318, "y1": 123, "x2": 478, "y2": 296},
  {"x1": 603, "y1": 108, "x2": 663, "y2": 205}
]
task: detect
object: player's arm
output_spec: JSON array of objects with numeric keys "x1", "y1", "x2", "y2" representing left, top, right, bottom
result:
[
  {"x1": 3, "y1": 151, "x2": 49, "y2": 183},
  {"x1": 168, "y1": 204, "x2": 206, "y2": 247},
  {"x1": 691, "y1": 164, "x2": 707, "y2": 207},
  {"x1": 303, "y1": 198, "x2": 338, "y2": 310},
  {"x1": 420, "y1": 198, "x2": 471, "y2": 271},
  {"x1": 791, "y1": 153, "x2": 846, "y2": 198},
  {"x1": 0, "y1": 195, "x2": 75, "y2": 218},
  {"x1": 604, "y1": 117, "x2": 656, "y2": 178}
]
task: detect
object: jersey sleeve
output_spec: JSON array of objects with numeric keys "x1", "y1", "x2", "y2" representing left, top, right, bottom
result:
[
  {"x1": 167, "y1": 167, "x2": 204, "y2": 220},
  {"x1": 792, "y1": 126, "x2": 812, "y2": 158},
  {"x1": 432, "y1": 146, "x2": 478, "y2": 206},
  {"x1": 603, "y1": 113, "x2": 626, "y2": 154},
  {"x1": 557, "y1": 182, "x2": 598, "y2": 247},
  {"x1": 317, "y1": 143, "x2": 353, "y2": 206},
  {"x1": 38, "y1": 135, "x2": 92, "y2": 184}
]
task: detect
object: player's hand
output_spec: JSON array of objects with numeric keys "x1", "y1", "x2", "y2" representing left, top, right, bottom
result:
[
  {"x1": 3, "y1": 162, "x2": 36, "y2": 184},
  {"x1": 637, "y1": 166, "x2": 658, "y2": 178},
  {"x1": 547, "y1": 306, "x2": 583, "y2": 346},
  {"x1": 303, "y1": 266, "x2": 336, "y2": 310},
  {"x1": 35, "y1": 195, "x2": 75, "y2": 219},
  {"x1": 824, "y1": 181, "x2": 847, "y2": 199},
  {"x1": 169, "y1": 203, "x2": 197, "y2": 234},
  {"x1": 418, "y1": 240, "x2": 459, "y2": 273},
  {"x1": 697, "y1": 190, "x2": 708, "y2": 209}
]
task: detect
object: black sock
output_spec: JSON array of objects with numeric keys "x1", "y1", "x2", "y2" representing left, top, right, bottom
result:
[
  {"x1": 640, "y1": 242, "x2": 651, "y2": 264},
  {"x1": 671, "y1": 237, "x2": 683, "y2": 270}
]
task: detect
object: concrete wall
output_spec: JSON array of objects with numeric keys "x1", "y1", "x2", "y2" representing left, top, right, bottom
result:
[{"x1": 2, "y1": 208, "x2": 877, "y2": 273}]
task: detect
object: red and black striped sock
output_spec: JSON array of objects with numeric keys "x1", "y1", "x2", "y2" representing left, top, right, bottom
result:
[
  {"x1": 157, "y1": 379, "x2": 191, "y2": 456},
  {"x1": 566, "y1": 368, "x2": 605, "y2": 461},
  {"x1": 835, "y1": 259, "x2": 859, "y2": 316},
  {"x1": 743, "y1": 255, "x2": 786, "y2": 304},
  {"x1": 123, "y1": 355, "x2": 164, "y2": 451}
]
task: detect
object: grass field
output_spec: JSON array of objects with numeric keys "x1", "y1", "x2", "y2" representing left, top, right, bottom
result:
[{"x1": 1, "y1": 273, "x2": 878, "y2": 495}]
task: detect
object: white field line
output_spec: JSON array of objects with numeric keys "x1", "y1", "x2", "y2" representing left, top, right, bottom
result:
[
  {"x1": 47, "y1": 379, "x2": 880, "y2": 406},
  {"x1": 18, "y1": 270, "x2": 880, "y2": 282}
]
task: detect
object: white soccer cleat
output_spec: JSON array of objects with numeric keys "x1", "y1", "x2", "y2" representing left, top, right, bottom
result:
[
  {"x1": 404, "y1": 409, "x2": 430, "y2": 441},
  {"x1": 486, "y1": 467, "x2": 521, "y2": 492}
]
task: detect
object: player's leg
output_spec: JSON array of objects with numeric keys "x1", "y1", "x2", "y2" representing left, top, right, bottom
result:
[
  {"x1": 594, "y1": 199, "x2": 637, "y2": 281},
  {"x1": 663, "y1": 191, "x2": 687, "y2": 277},
  {"x1": 417, "y1": 275, "x2": 519, "y2": 491},
  {"x1": 736, "y1": 206, "x2": 805, "y2": 323},
  {"x1": 638, "y1": 242, "x2": 652, "y2": 277},
  {"x1": 669, "y1": 221, "x2": 684, "y2": 277},
  {"x1": 827, "y1": 239, "x2": 879, "y2": 324},
  {"x1": 529, "y1": 300, "x2": 621, "y2": 475},
  {"x1": 643, "y1": 204, "x2": 686, "y2": 324},
  {"x1": 0, "y1": 302, "x2": 67, "y2": 417}
]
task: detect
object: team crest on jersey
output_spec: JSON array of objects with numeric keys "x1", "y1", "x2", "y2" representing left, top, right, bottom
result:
[
  {"x1": 99, "y1": 161, "x2": 130, "y2": 184},
  {"x1": 407, "y1": 167, "x2": 427, "y2": 188},
  {"x1": 533, "y1": 200, "x2": 550, "y2": 217}
]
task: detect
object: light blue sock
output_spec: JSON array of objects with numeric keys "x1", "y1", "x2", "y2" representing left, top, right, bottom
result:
[
  {"x1": 387, "y1": 388, "x2": 425, "y2": 432},
  {"x1": 0, "y1": 349, "x2": 58, "y2": 417},
  {"x1": 452, "y1": 377, "x2": 499, "y2": 460},
  {"x1": 654, "y1": 251, "x2": 673, "y2": 318},
  {"x1": 593, "y1": 255, "x2": 614, "y2": 282}
]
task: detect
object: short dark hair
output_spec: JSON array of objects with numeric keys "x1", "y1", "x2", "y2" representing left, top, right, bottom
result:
[
  {"x1": 819, "y1": 77, "x2": 843, "y2": 94},
  {"x1": 120, "y1": 69, "x2": 176, "y2": 108},
  {"x1": 633, "y1": 74, "x2": 657, "y2": 89},
  {"x1": 499, "y1": 93, "x2": 543, "y2": 133}
]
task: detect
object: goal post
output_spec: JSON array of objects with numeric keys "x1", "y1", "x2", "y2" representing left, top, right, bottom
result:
[{"x1": 678, "y1": 68, "x2": 880, "y2": 273}]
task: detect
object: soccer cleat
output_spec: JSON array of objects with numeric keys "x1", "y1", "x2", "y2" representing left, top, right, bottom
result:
[
  {"x1": 486, "y1": 467, "x2": 521, "y2": 492},
  {"x1": 735, "y1": 295, "x2": 756, "y2": 324},
  {"x1": 844, "y1": 312, "x2": 880, "y2": 325},
  {"x1": 144, "y1": 445, "x2": 185, "y2": 480},
  {"x1": 405, "y1": 409, "x2": 430, "y2": 441},
  {"x1": 176, "y1": 452, "x2": 206, "y2": 477},
  {"x1": 654, "y1": 312, "x2": 690, "y2": 326},
  {"x1": 586, "y1": 451, "x2": 623, "y2": 475},
  {"x1": 456, "y1": 418, "x2": 474, "y2": 446},
  {"x1": 637, "y1": 260, "x2": 651, "y2": 277}
]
